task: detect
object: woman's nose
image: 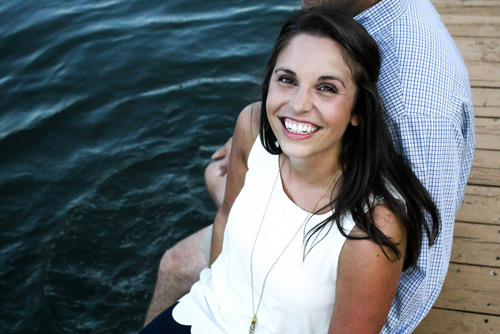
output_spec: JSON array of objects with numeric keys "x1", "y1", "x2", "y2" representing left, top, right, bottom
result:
[{"x1": 290, "y1": 86, "x2": 313, "y2": 113}]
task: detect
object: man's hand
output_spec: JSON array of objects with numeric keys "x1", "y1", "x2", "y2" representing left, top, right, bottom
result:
[{"x1": 211, "y1": 137, "x2": 233, "y2": 176}]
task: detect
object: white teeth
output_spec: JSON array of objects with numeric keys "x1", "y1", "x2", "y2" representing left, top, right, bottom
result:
[{"x1": 284, "y1": 120, "x2": 318, "y2": 134}]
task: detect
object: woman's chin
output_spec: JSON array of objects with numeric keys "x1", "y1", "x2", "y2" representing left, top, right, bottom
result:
[{"x1": 277, "y1": 142, "x2": 312, "y2": 161}]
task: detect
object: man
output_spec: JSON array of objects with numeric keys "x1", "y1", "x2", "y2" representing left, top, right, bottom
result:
[{"x1": 145, "y1": 0, "x2": 474, "y2": 332}]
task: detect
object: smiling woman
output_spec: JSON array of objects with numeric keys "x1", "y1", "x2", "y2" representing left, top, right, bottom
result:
[{"x1": 140, "y1": 7, "x2": 439, "y2": 334}]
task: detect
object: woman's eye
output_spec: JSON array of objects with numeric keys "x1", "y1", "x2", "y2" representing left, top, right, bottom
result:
[
  {"x1": 318, "y1": 85, "x2": 338, "y2": 94},
  {"x1": 278, "y1": 76, "x2": 295, "y2": 85}
]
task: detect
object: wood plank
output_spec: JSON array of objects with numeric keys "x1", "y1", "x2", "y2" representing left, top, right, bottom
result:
[
  {"x1": 456, "y1": 185, "x2": 500, "y2": 225},
  {"x1": 438, "y1": 9, "x2": 500, "y2": 38},
  {"x1": 433, "y1": 263, "x2": 500, "y2": 315},
  {"x1": 444, "y1": 20, "x2": 500, "y2": 39},
  {"x1": 466, "y1": 61, "x2": 500, "y2": 88},
  {"x1": 415, "y1": 308, "x2": 500, "y2": 334},
  {"x1": 475, "y1": 117, "x2": 500, "y2": 151},
  {"x1": 451, "y1": 221, "x2": 500, "y2": 267},
  {"x1": 469, "y1": 150, "x2": 500, "y2": 187},
  {"x1": 472, "y1": 88, "x2": 500, "y2": 118},
  {"x1": 433, "y1": 0, "x2": 500, "y2": 7},
  {"x1": 455, "y1": 37, "x2": 500, "y2": 63},
  {"x1": 437, "y1": 6, "x2": 500, "y2": 17}
]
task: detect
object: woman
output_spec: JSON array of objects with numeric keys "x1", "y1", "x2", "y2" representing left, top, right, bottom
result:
[{"x1": 142, "y1": 7, "x2": 439, "y2": 334}]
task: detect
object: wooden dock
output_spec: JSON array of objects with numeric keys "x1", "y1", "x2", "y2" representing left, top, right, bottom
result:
[{"x1": 415, "y1": 0, "x2": 500, "y2": 332}]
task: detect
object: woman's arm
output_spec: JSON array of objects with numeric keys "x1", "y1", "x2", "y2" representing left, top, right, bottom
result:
[
  {"x1": 209, "y1": 103, "x2": 260, "y2": 265},
  {"x1": 329, "y1": 205, "x2": 407, "y2": 334}
]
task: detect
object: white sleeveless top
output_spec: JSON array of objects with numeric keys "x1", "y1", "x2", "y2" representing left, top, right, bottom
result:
[{"x1": 173, "y1": 138, "x2": 356, "y2": 333}]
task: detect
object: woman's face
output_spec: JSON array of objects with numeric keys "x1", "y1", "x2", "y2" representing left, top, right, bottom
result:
[{"x1": 266, "y1": 33, "x2": 358, "y2": 164}]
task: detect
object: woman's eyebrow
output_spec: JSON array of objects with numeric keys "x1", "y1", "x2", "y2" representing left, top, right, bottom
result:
[
  {"x1": 319, "y1": 75, "x2": 345, "y2": 88},
  {"x1": 274, "y1": 67, "x2": 296, "y2": 76}
]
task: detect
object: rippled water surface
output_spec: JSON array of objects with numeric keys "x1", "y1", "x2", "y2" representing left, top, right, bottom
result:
[{"x1": 0, "y1": 1, "x2": 298, "y2": 332}]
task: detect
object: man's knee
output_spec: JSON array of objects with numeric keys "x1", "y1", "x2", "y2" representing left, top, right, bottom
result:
[
  {"x1": 158, "y1": 247, "x2": 189, "y2": 281},
  {"x1": 158, "y1": 227, "x2": 210, "y2": 283}
]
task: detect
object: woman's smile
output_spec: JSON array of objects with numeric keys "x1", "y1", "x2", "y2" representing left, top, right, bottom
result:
[{"x1": 282, "y1": 117, "x2": 320, "y2": 135}]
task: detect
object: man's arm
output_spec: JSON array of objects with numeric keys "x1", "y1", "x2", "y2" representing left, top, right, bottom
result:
[{"x1": 381, "y1": 111, "x2": 473, "y2": 332}]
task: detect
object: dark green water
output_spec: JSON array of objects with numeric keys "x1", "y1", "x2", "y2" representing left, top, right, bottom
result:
[{"x1": 0, "y1": 1, "x2": 298, "y2": 332}]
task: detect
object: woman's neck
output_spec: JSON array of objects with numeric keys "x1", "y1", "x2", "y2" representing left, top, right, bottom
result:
[
  {"x1": 281, "y1": 154, "x2": 340, "y2": 187},
  {"x1": 279, "y1": 154, "x2": 341, "y2": 213}
]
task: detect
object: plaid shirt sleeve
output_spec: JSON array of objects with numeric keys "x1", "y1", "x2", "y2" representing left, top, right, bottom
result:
[
  {"x1": 384, "y1": 112, "x2": 474, "y2": 333},
  {"x1": 356, "y1": 0, "x2": 475, "y2": 332}
]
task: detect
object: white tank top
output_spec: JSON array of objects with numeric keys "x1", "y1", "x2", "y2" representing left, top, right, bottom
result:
[{"x1": 173, "y1": 138, "x2": 356, "y2": 333}]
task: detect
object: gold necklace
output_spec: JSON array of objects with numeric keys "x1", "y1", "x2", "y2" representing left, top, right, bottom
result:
[{"x1": 248, "y1": 156, "x2": 340, "y2": 334}]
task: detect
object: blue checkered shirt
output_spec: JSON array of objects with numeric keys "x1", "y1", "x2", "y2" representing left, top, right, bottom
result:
[{"x1": 355, "y1": 0, "x2": 475, "y2": 332}]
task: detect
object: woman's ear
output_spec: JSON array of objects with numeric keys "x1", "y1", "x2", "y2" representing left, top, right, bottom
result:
[{"x1": 350, "y1": 113, "x2": 359, "y2": 127}]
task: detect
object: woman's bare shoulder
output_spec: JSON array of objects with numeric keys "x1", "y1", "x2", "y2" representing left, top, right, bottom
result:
[
  {"x1": 234, "y1": 101, "x2": 261, "y2": 158},
  {"x1": 349, "y1": 204, "x2": 406, "y2": 252}
]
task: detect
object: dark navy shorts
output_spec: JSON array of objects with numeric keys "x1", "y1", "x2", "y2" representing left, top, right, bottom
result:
[{"x1": 139, "y1": 303, "x2": 191, "y2": 334}]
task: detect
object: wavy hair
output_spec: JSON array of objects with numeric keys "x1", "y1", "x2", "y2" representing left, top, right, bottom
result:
[{"x1": 259, "y1": 7, "x2": 439, "y2": 270}]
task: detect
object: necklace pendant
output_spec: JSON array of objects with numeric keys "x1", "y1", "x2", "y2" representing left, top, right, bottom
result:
[{"x1": 248, "y1": 316, "x2": 257, "y2": 334}]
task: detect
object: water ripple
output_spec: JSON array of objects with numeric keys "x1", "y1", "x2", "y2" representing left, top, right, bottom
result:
[
  {"x1": 141, "y1": 75, "x2": 259, "y2": 97},
  {"x1": 0, "y1": 94, "x2": 87, "y2": 141}
]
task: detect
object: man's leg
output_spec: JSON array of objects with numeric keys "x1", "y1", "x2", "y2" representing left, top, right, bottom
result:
[
  {"x1": 144, "y1": 159, "x2": 227, "y2": 325},
  {"x1": 144, "y1": 227, "x2": 209, "y2": 325}
]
